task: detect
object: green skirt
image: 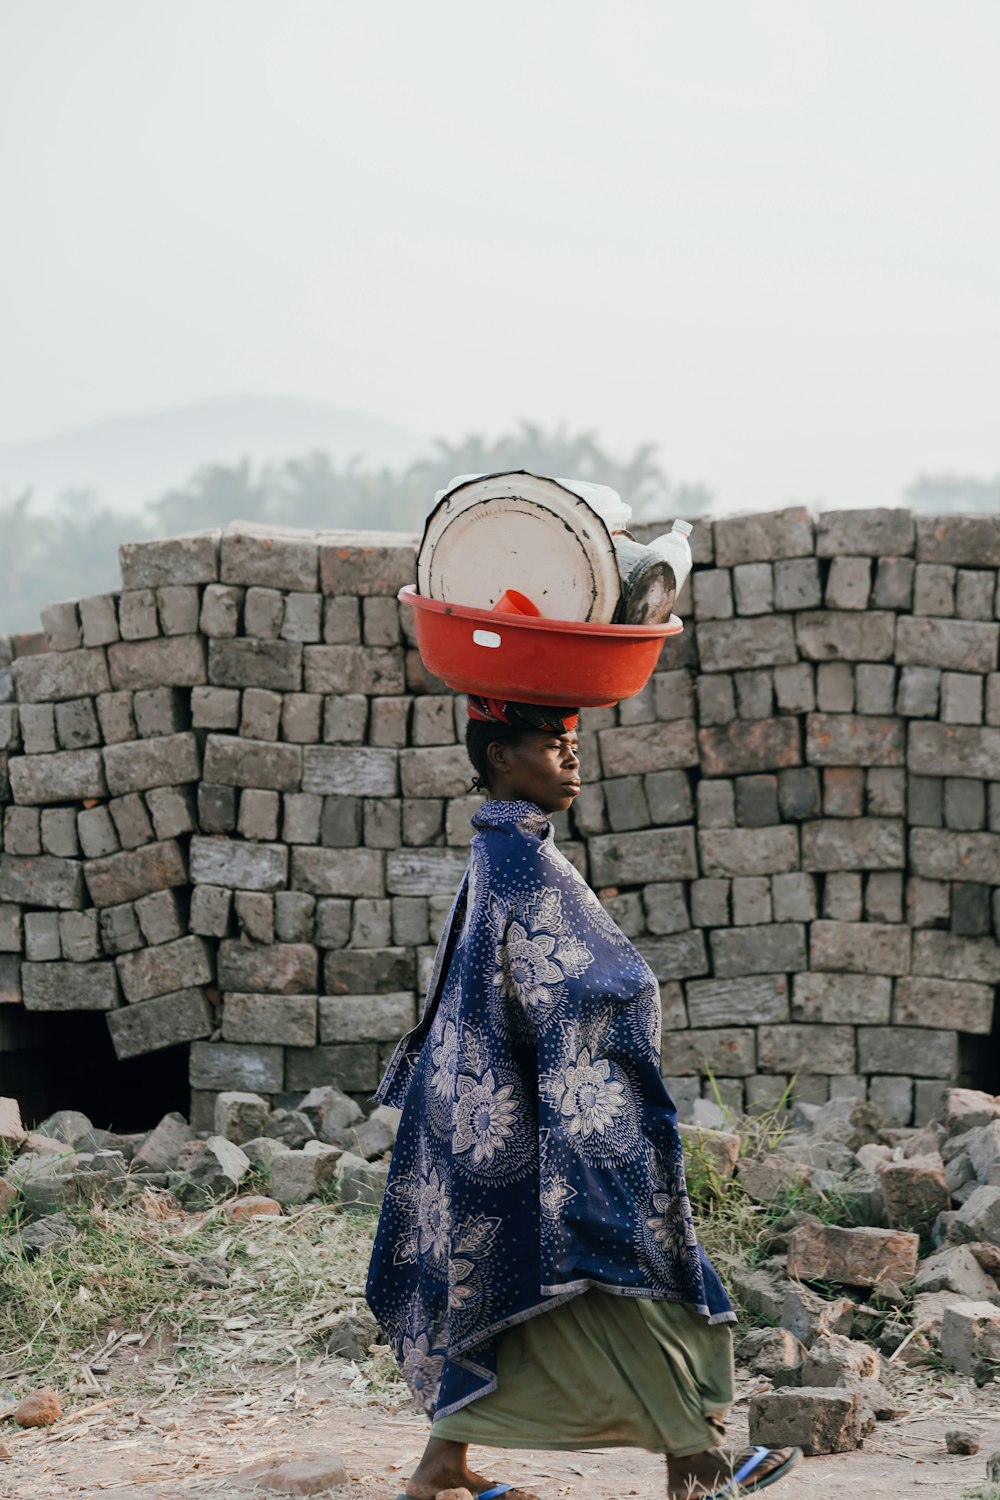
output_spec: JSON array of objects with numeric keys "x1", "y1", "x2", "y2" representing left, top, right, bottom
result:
[{"x1": 433, "y1": 1291, "x2": 735, "y2": 1455}]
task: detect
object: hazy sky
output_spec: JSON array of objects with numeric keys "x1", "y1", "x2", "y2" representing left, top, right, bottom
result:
[{"x1": 1, "y1": 0, "x2": 998, "y2": 512}]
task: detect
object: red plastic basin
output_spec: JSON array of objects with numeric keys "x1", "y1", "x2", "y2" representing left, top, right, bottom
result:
[{"x1": 399, "y1": 585, "x2": 683, "y2": 708}]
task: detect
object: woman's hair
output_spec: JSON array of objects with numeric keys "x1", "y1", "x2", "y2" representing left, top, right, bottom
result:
[{"x1": 464, "y1": 718, "x2": 527, "y2": 793}]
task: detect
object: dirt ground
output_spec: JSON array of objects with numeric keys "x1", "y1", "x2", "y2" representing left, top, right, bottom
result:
[{"x1": 3, "y1": 1361, "x2": 999, "y2": 1500}]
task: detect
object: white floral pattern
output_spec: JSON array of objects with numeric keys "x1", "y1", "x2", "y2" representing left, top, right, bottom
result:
[
  {"x1": 453, "y1": 1068, "x2": 517, "y2": 1165},
  {"x1": 556, "y1": 1046, "x2": 627, "y2": 1139},
  {"x1": 493, "y1": 886, "x2": 594, "y2": 1029}
]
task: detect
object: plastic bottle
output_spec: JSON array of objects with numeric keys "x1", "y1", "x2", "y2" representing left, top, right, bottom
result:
[{"x1": 648, "y1": 519, "x2": 693, "y2": 599}]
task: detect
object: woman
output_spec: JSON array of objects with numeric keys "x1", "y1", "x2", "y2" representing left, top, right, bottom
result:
[{"x1": 367, "y1": 698, "x2": 800, "y2": 1500}]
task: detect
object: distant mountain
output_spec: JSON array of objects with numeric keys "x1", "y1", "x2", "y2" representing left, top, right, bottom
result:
[{"x1": 0, "y1": 396, "x2": 432, "y2": 511}]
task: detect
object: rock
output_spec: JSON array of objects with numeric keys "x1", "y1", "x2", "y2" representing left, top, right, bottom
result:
[
  {"x1": 36, "y1": 1109, "x2": 94, "y2": 1148},
  {"x1": 787, "y1": 1222, "x2": 919, "y2": 1288},
  {"x1": 264, "y1": 1109, "x2": 316, "y2": 1149},
  {"x1": 132, "y1": 1112, "x2": 195, "y2": 1174},
  {"x1": 437, "y1": 1491, "x2": 474, "y2": 1500},
  {"x1": 801, "y1": 1332, "x2": 881, "y2": 1387},
  {"x1": 366, "y1": 1104, "x2": 402, "y2": 1143},
  {"x1": 21, "y1": 1131, "x2": 75, "y2": 1157},
  {"x1": 856, "y1": 1143, "x2": 892, "y2": 1172},
  {"x1": 340, "y1": 1115, "x2": 397, "y2": 1163},
  {"x1": 781, "y1": 1287, "x2": 856, "y2": 1347},
  {"x1": 945, "y1": 1089, "x2": 1000, "y2": 1137},
  {"x1": 734, "y1": 1327, "x2": 805, "y2": 1386},
  {"x1": 224, "y1": 1195, "x2": 282, "y2": 1221},
  {"x1": 965, "y1": 1121, "x2": 1000, "y2": 1187},
  {"x1": 215, "y1": 1092, "x2": 271, "y2": 1145},
  {"x1": 6, "y1": 1153, "x2": 81, "y2": 1218},
  {"x1": 15, "y1": 1212, "x2": 79, "y2": 1258},
  {"x1": 731, "y1": 1265, "x2": 794, "y2": 1323},
  {"x1": 0, "y1": 1178, "x2": 16, "y2": 1217},
  {"x1": 939, "y1": 1299, "x2": 1000, "y2": 1384},
  {"x1": 987, "y1": 1452, "x2": 1000, "y2": 1485},
  {"x1": 298, "y1": 1085, "x2": 363, "y2": 1143},
  {"x1": 946, "y1": 1429, "x2": 981, "y2": 1455},
  {"x1": 969, "y1": 1241, "x2": 1000, "y2": 1278},
  {"x1": 269, "y1": 1146, "x2": 341, "y2": 1206},
  {"x1": 0, "y1": 1096, "x2": 26, "y2": 1148},
  {"x1": 175, "y1": 1136, "x2": 250, "y2": 1205},
  {"x1": 237, "y1": 1454, "x2": 349, "y2": 1493},
  {"x1": 878, "y1": 1152, "x2": 951, "y2": 1234},
  {"x1": 749, "y1": 1386, "x2": 862, "y2": 1455},
  {"x1": 240, "y1": 1136, "x2": 293, "y2": 1172},
  {"x1": 187, "y1": 1253, "x2": 230, "y2": 1288},
  {"x1": 810, "y1": 1098, "x2": 885, "y2": 1152},
  {"x1": 13, "y1": 1388, "x2": 62, "y2": 1427},
  {"x1": 870, "y1": 1278, "x2": 907, "y2": 1308},
  {"x1": 737, "y1": 1154, "x2": 811, "y2": 1203},
  {"x1": 690, "y1": 1097, "x2": 728, "y2": 1130},
  {"x1": 942, "y1": 1185, "x2": 1000, "y2": 1248},
  {"x1": 914, "y1": 1245, "x2": 1000, "y2": 1301},
  {"x1": 323, "y1": 1308, "x2": 381, "y2": 1360},
  {"x1": 335, "y1": 1152, "x2": 388, "y2": 1211}
]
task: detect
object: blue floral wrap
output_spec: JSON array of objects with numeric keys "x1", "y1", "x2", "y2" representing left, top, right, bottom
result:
[{"x1": 366, "y1": 799, "x2": 735, "y2": 1421}]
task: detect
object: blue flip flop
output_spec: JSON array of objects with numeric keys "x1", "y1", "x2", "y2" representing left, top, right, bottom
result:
[
  {"x1": 395, "y1": 1488, "x2": 513, "y2": 1500},
  {"x1": 706, "y1": 1445, "x2": 802, "y2": 1496}
]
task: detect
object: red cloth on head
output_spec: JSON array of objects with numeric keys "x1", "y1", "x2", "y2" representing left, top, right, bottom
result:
[{"x1": 466, "y1": 696, "x2": 579, "y2": 733}]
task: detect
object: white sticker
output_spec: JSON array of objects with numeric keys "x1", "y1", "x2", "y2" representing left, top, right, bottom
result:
[{"x1": 472, "y1": 629, "x2": 502, "y2": 648}]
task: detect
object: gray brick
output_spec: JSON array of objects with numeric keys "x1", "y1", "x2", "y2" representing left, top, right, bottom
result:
[
  {"x1": 303, "y1": 645, "x2": 404, "y2": 695},
  {"x1": 894, "y1": 976, "x2": 994, "y2": 1034},
  {"x1": 386, "y1": 848, "x2": 469, "y2": 896},
  {"x1": 107, "y1": 636, "x2": 206, "y2": 690},
  {"x1": 108, "y1": 988, "x2": 214, "y2": 1059},
  {"x1": 815, "y1": 662, "x2": 854, "y2": 713},
  {"x1": 0, "y1": 903, "x2": 22, "y2": 952},
  {"x1": 199, "y1": 583, "x2": 243, "y2": 637},
  {"x1": 92, "y1": 691, "x2": 133, "y2": 744},
  {"x1": 319, "y1": 531, "x2": 417, "y2": 595},
  {"x1": 220, "y1": 522, "x2": 318, "y2": 590},
  {"x1": 203, "y1": 734, "x2": 302, "y2": 791},
  {"x1": 0, "y1": 704, "x2": 19, "y2": 752},
  {"x1": 59, "y1": 908, "x2": 101, "y2": 962},
  {"x1": 664, "y1": 1026, "x2": 756, "y2": 1076},
  {"x1": 905, "y1": 876, "x2": 950, "y2": 928},
  {"x1": 237, "y1": 788, "x2": 281, "y2": 841},
  {"x1": 9, "y1": 749, "x2": 107, "y2": 805},
  {"x1": 103, "y1": 732, "x2": 200, "y2": 797},
  {"x1": 234, "y1": 891, "x2": 275, "y2": 944},
  {"x1": 55, "y1": 697, "x2": 101, "y2": 748},
  {"x1": 350, "y1": 897, "x2": 392, "y2": 948},
  {"x1": 318, "y1": 992, "x2": 415, "y2": 1044},
  {"x1": 955, "y1": 569, "x2": 996, "y2": 620},
  {"x1": 323, "y1": 694, "x2": 369, "y2": 744},
  {"x1": 696, "y1": 674, "x2": 736, "y2": 726},
  {"x1": 119, "y1": 532, "x2": 219, "y2": 589},
  {"x1": 604, "y1": 775, "x2": 650, "y2": 831},
  {"x1": 97, "y1": 902, "x2": 143, "y2": 955},
  {"x1": 940, "y1": 672, "x2": 983, "y2": 724},
  {"x1": 644, "y1": 770, "x2": 693, "y2": 825},
  {"x1": 274, "y1": 891, "x2": 316, "y2": 943},
  {"x1": 320, "y1": 795, "x2": 361, "y2": 846},
  {"x1": 733, "y1": 669, "x2": 774, "y2": 719},
  {"x1": 189, "y1": 1041, "x2": 284, "y2": 1093},
  {"x1": 801, "y1": 818, "x2": 905, "y2": 871},
  {"x1": 732, "y1": 876, "x2": 772, "y2": 925},
  {"x1": 791, "y1": 972, "x2": 892, "y2": 1025},
  {"x1": 243, "y1": 586, "x2": 284, "y2": 639},
  {"x1": 132, "y1": 889, "x2": 184, "y2": 946},
  {"x1": 189, "y1": 836, "x2": 288, "y2": 891},
  {"x1": 302, "y1": 746, "x2": 399, "y2": 797},
  {"x1": 642, "y1": 882, "x2": 689, "y2": 934},
  {"x1": 221, "y1": 992, "x2": 317, "y2": 1047},
  {"x1": 865, "y1": 768, "x2": 905, "y2": 818},
  {"x1": 155, "y1": 585, "x2": 200, "y2": 637},
  {"x1": 589, "y1": 826, "x2": 697, "y2": 886},
  {"x1": 652, "y1": 669, "x2": 695, "y2": 722},
  {"x1": 190, "y1": 884, "x2": 233, "y2": 938},
  {"x1": 217, "y1": 940, "x2": 318, "y2": 995},
  {"x1": 324, "y1": 946, "x2": 416, "y2": 994},
  {"x1": 733, "y1": 562, "x2": 773, "y2": 616},
  {"x1": 805, "y1": 713, "x2": 904, "y2": 767},
  {"x1": 109, "y1": 793, "x2": 154, "y2": 850},
  {"x1": 773, "y1": 557, "x2": 822, "y2": 611},
  {"x1": 692, "y1": 569, "x2": 733, "y2": 620},
  {"x1": 22, "y1": 960, "x2": 120, "y2": 1011},
  {"x1": 757, "y1": 1025, "x2": 856, "y2": 1075},
  {"x1": 735, "y1": 774, "x2": 780, "y2": 826},
  {"x1": 817, "y1": 508, "x2": 914, "y2": 558},
  {"x1": 872, "y1": 555, "x2": 915, "y2": 610},
  {"x1": 854, "y1": 664, "x2": 896, "y2": 716},
  {"x1": 699, "y1": 718, "x2": 801, "y2": 778},
  {"x1": 696, "y1": 780, "x2": 734, "y2": 828},
  {"x1": 686, "y1": 974, "x2": 789, "y2": 1027},
  {"x1": 199, "y1": 782, "x2": 236, "y2": 832},
  {"x1": 810, "y1": 920, "x2": 910, "y2": 975},
  {"x1": 314, "y1": 898, "x2": 352, "y2": 949},
  {"x1": 822, "y1": 872, "x2": 862, "y2": 920},
  {"x1": 145, "y1": 785, "x2": 196, "y2": 841},
  {"x1": 697, "y1": 617, "x2": 798, "y2": 672},
  {"x1": 598, "y1": 721, "x2": 699, "y2": 776},
  {"x1": 77, "y1": 805, "x2": 119, "y2": 859},
  {"x1": 913, "y1": 563, "x2": 956, "y2": 617},
  {"x1": 773, "y1": 663, "x2": 815, "y2": 715},
  {"x1": 208, "y1": 638, "x2": 302, "y2": 691},
  {"x1": 690, "y1": 879, "x2": 729, "y2": 927},
  {"x1": 281, "y1": 694, "x2": 322, "y2": 743},
  {"x1": 116, "y1": 934, "x2": 214, "y2": 1002},
  {"x1": 362, "y1": 596, "x2": 402, "y2": 647},
  {"x1": 39, "y1": 807, "x2": 79, "y2": 858},
  {"x1": 0, "y1": 853, "x2": 85, "y2": 909},
  {"x1": 916, "y1": 515, "x2": 1000, "y2": 567},
  {"x1": 709, "y1": 923, "x2": 806, "y2": 977},
  {"x1": 909, "y1": 722, "x2": 1000, "y2": 779},
  {"x1": 825, "y1": 556, "x2": 871, "y2": 611},
  {"x1": 24, "y1": 911, "x2": 61, "y2": 959},
  {"x1": 41, "y1": 600, "x2": 82, "y2": 651},
  {"x1": 913, "y1": 930, "x2": 1000, "y2": 984},
  {"x1": 699, "y1": 826, "x2": 798, "y2": 876},
  {"x1": 771, "y1": 872, "x2": 817, "y2": 922},
  {"x1": 239, "y1": 687, "x2": 282, "y2": 741},
  {"x1": 714, "y1": 507, "x2": 813, "y2": 566},
  {"x1": 443, "y1": 795, "x2": 480, "y2": 846},
  {"x1": 290, "y1": 846, "x2": 384, "y2": 898},
  {"x1": 400, "y1": 745, "x2": 472, "y2": 798},
  {"x1": 794, "y1": 611, "x2": 895, "y2": 662},
  {"x1": 283, "y1": 792, "x2": 323, "y2": 844},
  {"x1": 910, "y1": 829, "x2": 1000, "y2": 885},
  {"x1": 83, "y1": 839, "x2": 187, "y2": 908},
  {"x1": 322, "y1": 596, "x2": 362, "y2": 644},
  {"x1": 823, "y1": 767, "x2": 864, "y2": 817},
  {"x1": 897, "y1": 617, "x2": 998, "y2": 673},
  {"x1": 777, "y1": 767, "x2": 821, "y2": 821},
  {"x1": 635, "y1": 930, "x2": 709, "y2": 980},
  {"x1": 13, "y1": 647, "x2": 111, "y2": 703},
  {"x1": 391, "y1": 896, "x2": 429, "y2": 947},
  {"x1": 944, "y1": 778, "x2": 986, "y2": 831},
  {"x1": 19, "y1": 703, "x2": 57, "y2": 753},
  {"x1": 865, "y1": 871, "x2": 903, "y2": 923},
  {"x1": 281, "y1": 592, "x2": 323, "y2": 643},
  {"x1": 604, "y1": 891, "x2": 646, "y2": 938},
  {"x1": 858, "y1": 1026, "x2": 957, "y2": 1078},
  {"x1": 950, "y1": 882, "x2": 992, "y2": 936},
  {"x1": 285, "y1": 1042, "x2": 379, "y2": 1093},
  {"x1": 4, "y1": 806, "x2": 40, "y2": 854}
]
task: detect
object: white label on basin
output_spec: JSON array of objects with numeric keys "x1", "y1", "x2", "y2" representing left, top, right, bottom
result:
[{"x1": 472, "y1": 629, "x2": 502, "y2": 648}]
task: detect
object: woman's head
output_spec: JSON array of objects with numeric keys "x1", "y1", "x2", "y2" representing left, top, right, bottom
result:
[{"x1": 465, "y1": 707, "x2": 581, "y2": 813}]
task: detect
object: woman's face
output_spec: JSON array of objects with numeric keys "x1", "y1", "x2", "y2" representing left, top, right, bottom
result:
[{"x1": 487, "y1": 729, "x2": 581, "y2": 813}]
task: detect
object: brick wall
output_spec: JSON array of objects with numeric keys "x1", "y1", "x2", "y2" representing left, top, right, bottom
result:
[{"x1": 0, "y1": 508, "x2": 997, "y2": 1129}]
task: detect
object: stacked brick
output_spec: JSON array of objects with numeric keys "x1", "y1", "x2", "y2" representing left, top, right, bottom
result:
[{"x1": 0, "y1": 509, "x2": 997, "y2": 1129}]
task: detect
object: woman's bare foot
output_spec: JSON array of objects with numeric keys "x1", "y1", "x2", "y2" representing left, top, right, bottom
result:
[
  {"x1": 405, "y1": 1435, "x2": 537, "y2": 1500},
  {"x1": 667, "y1": 1445, "x2": 800, "y2": 1498}
]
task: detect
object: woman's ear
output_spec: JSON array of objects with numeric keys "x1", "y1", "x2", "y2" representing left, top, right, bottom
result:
[{"x1": 486, "y1": 740, "x2": 508, "y2": 777}]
